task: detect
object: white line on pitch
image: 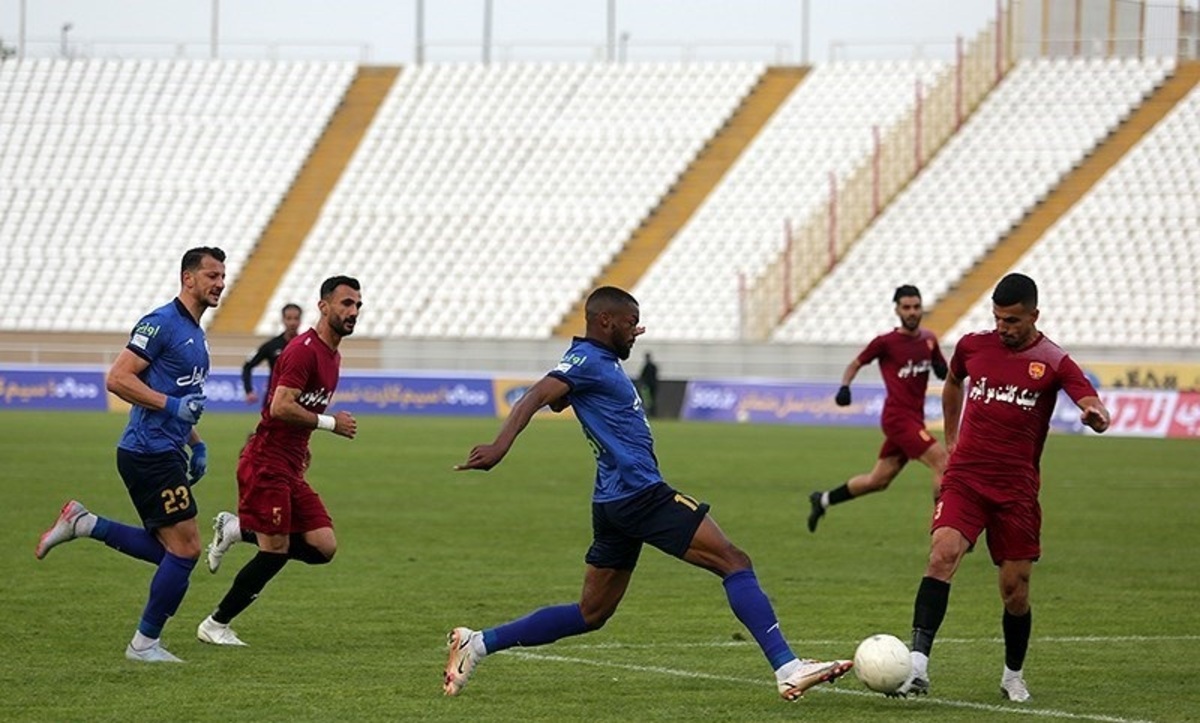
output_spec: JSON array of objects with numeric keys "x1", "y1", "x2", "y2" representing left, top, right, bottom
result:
[
  {"x1": 552, "y1": 634, "x2": 1200, "y2": 650},
  {"x1": 503, "y1": 650, "x2": 1156, "y2": 723}
]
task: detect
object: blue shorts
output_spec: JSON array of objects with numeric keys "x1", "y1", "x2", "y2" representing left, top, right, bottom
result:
[
  {"x1": 585, "y1": 482, "x2": 710, "y2": 570},
  {"x1": 116, "y1": 448, "x2": 197, "y2": 530}
]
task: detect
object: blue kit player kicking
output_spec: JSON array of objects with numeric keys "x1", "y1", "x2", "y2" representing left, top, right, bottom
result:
[
  {"x1": 35, "y1": 247, "x2": 225, "y2": 663},
  {"x1": 446, "y1": 286, "x2": 852, "y2": 701}
]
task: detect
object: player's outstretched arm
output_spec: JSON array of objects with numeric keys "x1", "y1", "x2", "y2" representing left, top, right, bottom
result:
[
  {"x1": 455, "y1": 375, "x2": 570, "y2": 471},
  {"x1": 271, "y1": 385, "x2": 357, "y2": 439},
  {"x1": 1076, "y1": 395, "x2": 1110, "y2": 433}
]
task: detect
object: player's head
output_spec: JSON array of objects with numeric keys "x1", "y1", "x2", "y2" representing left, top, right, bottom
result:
[
  {"x1": 892, "y1": 284, "x2": 923, "y2": 331},
  {"x1": 318, "y1": 275, "x2": 362, "y2": 338},
  {"x1": 180, "y1": 247, "x2": 226, "y2": 309},
  {"x1": 991, "y1": 273, "x2": 1039, "y2": 349},
  {"x1": 281, "y1": 303, "x2": 302, "y2": 336},
  {"x1": 585, "y1": 286, "x2": 642, "y2": 361}
]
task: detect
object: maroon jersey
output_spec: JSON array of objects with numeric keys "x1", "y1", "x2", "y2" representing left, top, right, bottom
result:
[
  {"x1": 251, "y1": 328, "x2": 341, "y2": 471},
  {"x1": 857, "y1": 328, "x2": 946, "y2": 426},
  {"x1": 946, "y1": 330, "x2": 1097, "y2": 489}
]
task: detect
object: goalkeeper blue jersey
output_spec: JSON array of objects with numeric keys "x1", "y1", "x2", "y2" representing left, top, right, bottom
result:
[
  {"x1": 117, "y1": 298, "x2": 210, "y2": 455},
  {"x1": 548, "y1": 337, "x2": 662, "y2": 503}
]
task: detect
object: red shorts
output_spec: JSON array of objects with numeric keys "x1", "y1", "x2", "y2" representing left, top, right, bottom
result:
[
  {"x1": 931, "y1": 474, "x2": 1041, "y2": 565},
  {"x1": 236, "y1": 446, "x2": 333, "y2": 536},
  {"x1": 878, "y1": 418, "x2": 937, "y2": 461}
]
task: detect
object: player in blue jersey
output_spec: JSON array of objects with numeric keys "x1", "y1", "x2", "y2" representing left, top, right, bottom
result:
[
  {"x1": 35, "y1": 247, "x2": 226, "y2": 663},
  {"x1": 445, "y1": 286, "x2": 852, "y2": 701}
]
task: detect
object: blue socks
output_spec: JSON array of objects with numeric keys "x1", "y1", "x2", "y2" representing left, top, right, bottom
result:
[
  {"x1": 723, "y1": 569, "x2": 795, "y2": 670},
  {"x1": 137, "y1": 552, "x2": 196, "y2": 639},
  {"x1": 482, "y1": 603, "x2": 589, "y2": 653},
  {"x1": 91, "y1": 517, "x2": 165, "y2": 565}
]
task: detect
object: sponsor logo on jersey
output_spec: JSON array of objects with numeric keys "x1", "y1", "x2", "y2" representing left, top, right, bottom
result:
[
  {"x1": 968, "y1": 376, "x2": 1041, "y2": 410},
  {"x1": 176, "y1": 366, "x2": 208, "y2": 387},
  {"x1": 131, "y1": 333, "x2": 150, "y2": 350},
  {"x1": 897, "y1": 358, "x2": 933, "y2": 379},
  {"x1": 298, "y1": 387, "x2": 335, "y2": 408},
  {"x1": 135, "y1": 322, "x2": 160, "y2": 338}
]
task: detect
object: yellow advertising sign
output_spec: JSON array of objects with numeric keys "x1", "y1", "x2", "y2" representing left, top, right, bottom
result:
[
  {"x1": 1081, "y1": 362, "x2": 1200, "y2": 392},
  {"x1": 492, "y1": 378, "x2": 576, "y2": 420}
]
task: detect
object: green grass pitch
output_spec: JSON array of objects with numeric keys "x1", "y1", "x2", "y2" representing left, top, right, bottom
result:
[{"x1": 1, "y1": 411, "x2": 1196, "y2": 721}]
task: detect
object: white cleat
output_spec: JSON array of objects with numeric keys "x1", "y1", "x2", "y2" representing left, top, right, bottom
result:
[
  {"x1": 443, "y1": 627, "x2": 482, "y2": 696},
  {"x1": 197, "y1": 615, "x2": 248, "y2": 647},
  {"x1": 1001, "y1": 673, "x2": 1031, "y2": 702},
  {"x1": 889, "y1": 671, "x2": 931, "y2": 698},
  {"x1": 778, "y1": 659, "x2": 854, "y2": 701},
  {"x1": 35, "y1": 500, "x2": 89, "y2": 560},
  {"x1": 205, "y1": 511, "x2": 240, "y2": 574},
  {"x1": 125, "y1": 641, "x2": 184, "y2": 663}
]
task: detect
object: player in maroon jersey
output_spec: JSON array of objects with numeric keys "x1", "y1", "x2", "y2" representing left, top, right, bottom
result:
[
  {"x1": 895, "y1": 273, "x2": 1109, "y2": 702},
  {"x1": 807, "y1": 285, "x2": 949, "y2": 532},
  {"x1": 196, "y1": 276, "x2": 361, "y2": 647}
]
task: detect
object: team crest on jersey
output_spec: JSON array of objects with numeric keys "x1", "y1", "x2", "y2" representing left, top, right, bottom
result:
[
  {"x1": 926, "y1": 339, "x2": 934, "y2": 350},
  {"x1": 1028, "y1": 362, "x2": 1046, "y2": 380}
]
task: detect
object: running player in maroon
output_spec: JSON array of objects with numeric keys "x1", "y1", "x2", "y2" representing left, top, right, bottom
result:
[
  {"x1": 896, "y1": 273, "x2": 1109, "y2": 702},
  {"x1": 808, "y1": 285, "x2": 948, "y2": 532},
  {"x1": 196, "y1": 276, "x2": 361, "y2": 646}
]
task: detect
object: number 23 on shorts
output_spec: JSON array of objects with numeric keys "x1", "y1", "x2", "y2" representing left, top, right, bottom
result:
[{"x1": 161, "y1": 485, "x2": 191, "y2": 514}]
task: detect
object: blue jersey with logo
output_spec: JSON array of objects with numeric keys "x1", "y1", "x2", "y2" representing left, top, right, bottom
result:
[
  {"x1": 118, "y1": 298, "x2": 209, "y2": 455},
  {"x1": 547, "y1": 337, "x2": 661, "y2": 502}
]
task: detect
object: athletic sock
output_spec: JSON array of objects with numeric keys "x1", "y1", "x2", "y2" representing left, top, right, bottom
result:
[
  {"x1": 481, "y1": 603, "x2": 588, "y2": 653},
  {"x1": 911, "y1": 576, "x2": 951, "y2": 657},
  {"x1": 212, "y1": 551, "x2": 288, "y2": 624},
  {"x1": 92, "y1": 518, "x2": 165, "y2": 564},
  {"x1": 827, "y1": 483, "x2": 854, "y2": 506},
  {"x1": 1003, "y1": 608, "x2": 1032, "y2": 671},
  {"x1": 287, "y1": 533, "x2": 332, "y2": 565},
  {"x1": 723, "y1": 569, "x2": 795, "y2": 671},
  {"x1": 136, "y1": 552, "x2": 196, "y2": 639}
]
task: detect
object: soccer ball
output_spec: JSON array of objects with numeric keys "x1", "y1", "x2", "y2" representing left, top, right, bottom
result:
[{"x1": 853, "y1": 634, "x2": 912, "y2": 694}]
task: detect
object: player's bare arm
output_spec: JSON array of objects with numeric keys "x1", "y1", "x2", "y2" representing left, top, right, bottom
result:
[
  {"x1": 106, "y1": 348, "x2": 174, "y2": 411},
  {"x1": 271, "y1": 385, "x2": 357, "y2": 439},
  {"x1": 1076, "y1": 395, "x2": 1110, "y2": 433},
  {"x1": 456, "y1": 376, "x2": 570, "y2": 471},
  {"x1": 940, "y1": 367, "x2": 965, "y2": 453}
]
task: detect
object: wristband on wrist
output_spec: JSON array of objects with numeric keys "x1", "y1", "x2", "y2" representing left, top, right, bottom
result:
[{"x1": 316, "y1": 414, "x2": 336, "y2": 431}]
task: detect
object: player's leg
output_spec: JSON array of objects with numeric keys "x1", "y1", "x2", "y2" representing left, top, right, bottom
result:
[
  {"x1": 206, "y1": 443, "x2": 260, "y2": 572},
  {"x1": 284, "y1": 479, "x2": 336, "y2": 565},
  {"x1": 898, "y1": 480, "x2": 983, "y2": 695},
  {"x1": 807, "y1": 451, "x2": 904, "y2": 533},
  {"x1": 199, "y1": 469, "x2": 293, "y2": 645},
  {"x1": 988, "y1": 494, "x2": 1040, "y2": 702},
  {"x1": 662, "y1": 485, "x2": 849, "y2": 696},
  {"x1": 998, "y1": 559, "x2": 1033, "y2": 702},
  {"x1": 443, "y1": 499, "x2": 641, "y2": 696},
  {"x1": 35, "y1": 499, "x2": 166, "y2": 564}
]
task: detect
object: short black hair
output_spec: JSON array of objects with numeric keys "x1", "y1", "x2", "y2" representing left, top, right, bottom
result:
[
  {"x1": 893, "y1": 284, "x2": 921, "y2": 303},
  {"x1": 320, "y1": 275, "x2": 360, "y2": 299},
  {"x1": 281, "y1": 303, "x2": 302, "y2": 315},
  {"x1": 585, "y1": 286, "x2": 638, "y2": 321},
  {"x1": 992, "y1": 273, "x2": 1037, "y2": 309},
  {"x1": 181, "y1": 247, "x2": 225, "y2": 274}
]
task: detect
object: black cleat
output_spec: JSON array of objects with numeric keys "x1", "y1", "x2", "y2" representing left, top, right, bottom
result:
[{"x1": 806, "y1": 491, "x2": 826, "y2": 533}]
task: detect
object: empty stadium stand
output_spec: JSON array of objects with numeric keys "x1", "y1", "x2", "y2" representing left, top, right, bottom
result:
[
  {"x1": 771, "y1": 57, "x2": 1172, "y2": 345},
  {"x1": 0, "y1": 59, "x2": 355, "y2": 332}
]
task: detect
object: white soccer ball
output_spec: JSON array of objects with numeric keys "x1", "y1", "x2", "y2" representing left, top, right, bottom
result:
[{"x1": 853, "y1": 633, "x2": 912, "y2": 694}]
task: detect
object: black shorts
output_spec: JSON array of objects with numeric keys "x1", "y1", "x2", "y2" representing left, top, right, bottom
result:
[
  {"x1": 585, "y1": 482, "x2": 710, "y2": 571},
  {"x1": 116, "y1": 448, "x2": 197, "y2": 530}
]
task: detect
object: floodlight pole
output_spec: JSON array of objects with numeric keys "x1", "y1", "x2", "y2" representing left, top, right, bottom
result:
[
  {"x1": 18, "y1": 0, "x2": 26, "y2": 58},
  {"x1": 415, "y1": 0, "x2": 425, "y2": 64},
  {"x1": 801, "y1": 0, "x2": 810, "y2": 65},
  {"x1": 483, "y1": 0, "x2": 493, "y2": 64},
  {"x1": 210, "y1": 0, "x2": 219, "y2": 59},
  {"x1": 607, "y1": 0, "x2": 616, "y2": 63}
]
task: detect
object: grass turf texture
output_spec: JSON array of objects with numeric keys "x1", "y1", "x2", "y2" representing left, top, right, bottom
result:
[{"x1": 1, "y1": 411, "x2": 1196, "y2": 722}]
